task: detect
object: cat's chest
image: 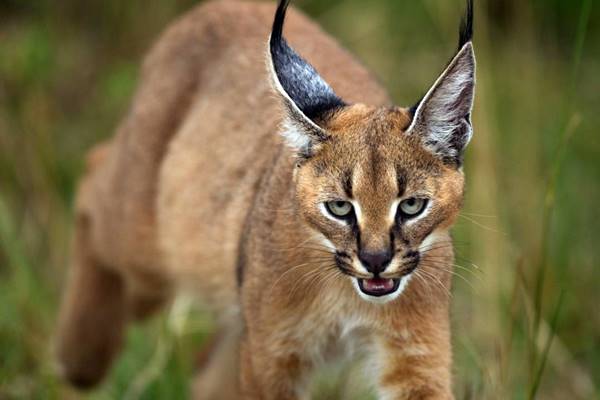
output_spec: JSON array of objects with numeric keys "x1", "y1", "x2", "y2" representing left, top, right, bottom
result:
[
  {"x1": 292, "y1": 312, "x2": 374, "y2": 366},
  {"x1": 295, "y1": 317, "x2": 375, "y2": 396}
]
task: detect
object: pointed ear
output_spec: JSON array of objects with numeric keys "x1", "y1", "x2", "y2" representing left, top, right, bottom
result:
[
  {"x1": 407, "y1": 0, "x2": 475, "y2": 166},
  {"x1": 268, "y1": 0, "x2": 346, "y2": 155},
  {"x1": 407, "y1": 42, "x2": 475, "y2": 166}
]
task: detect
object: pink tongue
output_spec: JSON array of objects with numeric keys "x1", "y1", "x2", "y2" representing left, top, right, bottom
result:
[{"x1": 364, "y1": 278, "x2": 394, "y2": 291}]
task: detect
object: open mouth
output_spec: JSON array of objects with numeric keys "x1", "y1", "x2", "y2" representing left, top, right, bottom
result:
[{"x1": 357, "y1": 277, "x2": 401, "y2": 297}]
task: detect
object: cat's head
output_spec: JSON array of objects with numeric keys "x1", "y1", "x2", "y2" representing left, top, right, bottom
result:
[{"x1": 268, "y1": 0, "x2": 475, "y2": 303}]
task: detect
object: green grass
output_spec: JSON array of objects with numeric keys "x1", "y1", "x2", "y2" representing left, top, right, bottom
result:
[{"x1": 1, "y1": 0, "x2": 599, "y2": 398}]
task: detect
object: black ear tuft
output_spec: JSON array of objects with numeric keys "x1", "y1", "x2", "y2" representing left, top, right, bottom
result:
[
  {"x1": 458, "y1": 0, "x2": 474, "y2": 50},
  {"x1": 411, "y1": 0, "x2": 474, "y2": 123},
  {"x1": 269, "y1": 0, "x2": 346, "y2": 122},
  {"x1": 271, "y1": 0, "x2": 290, "y2": 49}
]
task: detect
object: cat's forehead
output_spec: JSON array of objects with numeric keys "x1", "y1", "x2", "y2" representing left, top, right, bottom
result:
[
  {"x1": 326, "y1": 104, "x2": 411, "y2": 138},
  {"x1": 313, "y1": 105, "x2": 444, "y2": 182}
]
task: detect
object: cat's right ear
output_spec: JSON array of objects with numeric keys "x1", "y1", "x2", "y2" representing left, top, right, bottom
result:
[{"x1": 268, "y1": 0, "x2": 346, "y2": 157}]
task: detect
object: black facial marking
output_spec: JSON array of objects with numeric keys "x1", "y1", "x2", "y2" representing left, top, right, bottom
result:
[
  {"x1": 270, "y1": 0, "x2": 346, "y2": 121},
  {"x1": 396, "y1": 167, "x2": 407, "y2": 197},
  {"x1": 335, "y1": 252, "x2": 355, "y2": 277},
  {"x1": 389, "y1": 230, "x2": 397, "y2": 257},
  {"x1": 391, "y1": 221, "x2": 411, "y2": 246},
  {"x1": 336, "y1": 250, "x2": 351, "y2": 258},
  {"x1": 342, "y1": 170, "x2": 353, "y2": 198},
  {"x1": 353, "y1": 222, "x2": 361, "y2": 256},
  {"x1": 402, "y1": 257, "x2": 420, "y2": 275},
  {"x1": 335, "y1": 250, "x2": 352, "y2": 266}
]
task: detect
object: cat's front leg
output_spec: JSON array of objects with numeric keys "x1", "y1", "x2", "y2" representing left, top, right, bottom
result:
[
  {"x1": 374, "y1": 325, "x2": 454, "y2": 400},
  {"x1": 239, "y1": 332, "x2": 311, "y2": 400}
]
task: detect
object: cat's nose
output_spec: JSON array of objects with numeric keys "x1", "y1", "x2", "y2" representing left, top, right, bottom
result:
[{"x1": 358, "y1": 249, "x2": 393, "y2": 275}]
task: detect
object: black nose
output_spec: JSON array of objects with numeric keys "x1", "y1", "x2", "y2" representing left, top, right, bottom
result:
[{"x1": 358, "y1": 249, "x2": 393, "y2": 275}]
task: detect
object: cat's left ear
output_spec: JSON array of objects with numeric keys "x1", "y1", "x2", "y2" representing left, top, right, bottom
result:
[
  {"x1": 268, "y1": 0, "x2": 346, "y2": 155},
  {"x1": 407, "y1": 0, "x2": 475, "y2": 167}
]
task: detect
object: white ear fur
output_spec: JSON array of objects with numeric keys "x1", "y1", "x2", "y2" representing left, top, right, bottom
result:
[
  {"x1": 407, "y1": 42, "x2": 476, "y2": 163},
  {"x1": 280, "y1": 118, "x2": 312, "y2": 151}
]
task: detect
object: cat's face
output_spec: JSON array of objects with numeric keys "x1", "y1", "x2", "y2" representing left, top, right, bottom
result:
[
  {"x1": 269, "y1": 0, "x2": 474, "y2": 303},
  {"x1": 295, "y1": 105, "x2": 465, "y2": 302}
]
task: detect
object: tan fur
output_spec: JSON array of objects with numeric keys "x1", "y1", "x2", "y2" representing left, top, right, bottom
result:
[{"x1": 56, "y1": 1, "x2": 465, "y2": 398}]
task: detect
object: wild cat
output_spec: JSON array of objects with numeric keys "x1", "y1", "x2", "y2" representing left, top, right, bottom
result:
[{"x1": 56, "y1": 0, "x2": 475, "y2": 399}]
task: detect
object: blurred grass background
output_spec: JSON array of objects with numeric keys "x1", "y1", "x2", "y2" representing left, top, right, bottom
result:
[{"x1": 0, "y1": 0, "x2": 598, "y2": 399}]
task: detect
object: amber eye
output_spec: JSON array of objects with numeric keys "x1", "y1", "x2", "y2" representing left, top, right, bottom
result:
[
  {"x1": 325, "y1": 201, "x2": 353, "y2": 218},
  {"x1": 399, "y1": 198, "x2": 427, "y2": 218}
]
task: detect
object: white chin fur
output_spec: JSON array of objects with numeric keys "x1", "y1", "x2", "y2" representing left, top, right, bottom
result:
[{"x1": 350, "y1": 275, "x2": 412, "y2": 304}]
